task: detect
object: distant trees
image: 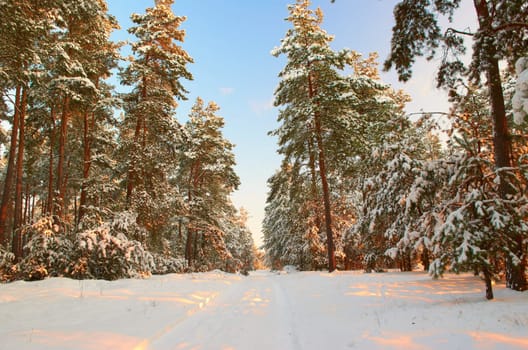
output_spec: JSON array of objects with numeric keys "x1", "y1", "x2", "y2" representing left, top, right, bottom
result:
[
  {"x1": 178, "y1": 98, "x2": 241, "y2": 270},
  {"x1": 0, "y1": 0, "x2": 255, "y2": 281}
]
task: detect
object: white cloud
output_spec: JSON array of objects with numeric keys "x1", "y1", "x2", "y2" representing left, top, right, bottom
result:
[
  {"x1": 249, "y1": 97, "x2": 274, "y2": 115},
  {"x1": 219, "y1": 87, "x2": 235, "y2": 95}
]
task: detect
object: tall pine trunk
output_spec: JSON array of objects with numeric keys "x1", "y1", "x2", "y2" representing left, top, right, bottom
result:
[
  {"x1": 185, "y1": 227, "x2": 194, "y2": 267},
  {"x1": 23, "y1": 183, "x2": 30, "y2": 225},
  {"x1": 185, "y1": 175, "x2": 194, "y2": 267},
  {"x1": 483, "y1": 266, "x2": 494, "y2": 300},
  {"x1": 314, "y1": 114, "x2": 336, "y2": 272},
  {"x1": 127, "y1": 69, "x2": 148, "y2": 207},
  {"x1": 78, "y1": 109, "x2": 94, "y2": 223},
  {"x1": 78, "y1": 77, "x2": 100, "y2": 223},
  {"x1": 126, "y1": 114, "x2": 143, "y2": 206},
  {"x1": 474, "y1": 0, "x2": 527, "y2": 292},
  {"x1": 308, "y1": 137, "x2": 323, "y2": 270},
  {"x1": 307, "y1": 72, "x2": 336, "y2": 272},
  {"x1": 308, "y1": 137, "x2": 322, "y2": 228},
  {"x1": 0, "y1": 86, "x2": 22, "y2": 246},
  {"x1": 56, "y1": 96, "x2": 70, "y2": 218},
  {"x1": 46, "y1": 107, "x2": 56, "y2": 215},
  {"x1": 12, "y1": 86, "x2": 28, "y2": 259}
]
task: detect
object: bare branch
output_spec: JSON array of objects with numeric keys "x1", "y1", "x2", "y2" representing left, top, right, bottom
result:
[
  {"x1": 446, "y1": 27, "x2": 474, "y2": 36},
  {"x1": 406, "y1": 112, "x2": 451, "y2": 117}
]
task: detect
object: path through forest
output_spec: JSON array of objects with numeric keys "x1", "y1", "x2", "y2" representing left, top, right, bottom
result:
[
  {"x1": 143, "y1": 271, "x2": 302, "y2": 349},
  {"x1": 1, "y1": 270, "x2": 527, "y2": 350},
  {"x1": 138, "y1": 271, "x2": 528, "y2": 350}
]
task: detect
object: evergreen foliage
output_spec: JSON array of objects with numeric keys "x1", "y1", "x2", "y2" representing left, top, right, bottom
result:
[
  {"x1": 177, "y1": 97, "x2": 243, "y2": 270},
  {"x1": 350, "y1": 117, "x2": 441, "y2": 272},
  {"x1": 513, "y1": 57, "x2": 528, "y2": 125},
  {"x1": 0, "y1": 0, "x2": 254, "y2": 281},
  {"x1": 269, "y1": 0, "x2": 359, "y2": 271},
  {"x1": 266, "y1": 1, "x2": 410, "y2": 272},
  {"x1": 119, "y1": 0, "x2": 192, "y2": 249},
  {"x1": 384, "y1": 0, "x2": 528, "y2": 291}
]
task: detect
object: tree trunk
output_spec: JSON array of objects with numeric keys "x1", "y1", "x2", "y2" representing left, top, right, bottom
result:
[
  {"x1": 126, "y1": 108, "x2": 144, "y2": 207},
  {"x1": 185, "y1": 228, "x2": 194, "y2": 267},
  {"x1": 474, "y1": 0, "x2": 527, "y2": 292},
  {"x1": 62, "y1": 155, "x2": 72, "y2": 220},
  {"x1": 193, "y1": 230, "x2": 199, "y2": 264},
  {"x1": 23, "y1": 183, "x2": 30, "y2": 225},
  {"x1": 307, "y1": 72, "x2": 336, "y2": 272},
  {"x1": 78, "y1": 110, "x2": 93, "y2": 223},
  {"x1": 13, "y1": 86, "x2": 28, "y2": 259},
  {"x1": 56, "y1": 96, "x2": 70, "y2": 218},
  {"x1": 30, "y1": 192, "x2": 36, "y2": 223},
  {"x1": 313, "y1": 114, "x2": 336, "y2": 272},
  {"x1": 73, "y1": 194, "x2": 77, "y2": 229},
  {"x1": 178, "y1": 219, "x2": 182, "y2": 240},
  {"x1": 422, "y1": 248, "x2": 430, "y2": 272},
  {"x1": 483, "y1": 266, "x2": 494, "y2": 300},
  {"x1": 126, "y1": 71, "x2": 148, "y2": 207},
  {"x1": 308, "y1": 136, "x2": 323, "y2": 233},
  {"x1": 46, "y1": 106, "x2": 56, "y2": 215},
  {"x1": 400, "y1": 250, "x2": 412, "y2": 272},
  {"x1": 0, "y1": 86, "x2": 22, "y2": 246}
]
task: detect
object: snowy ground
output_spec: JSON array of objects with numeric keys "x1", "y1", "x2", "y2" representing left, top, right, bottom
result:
[{"x1": 1, "y1": 270, "x2": 527, "y2": 350}]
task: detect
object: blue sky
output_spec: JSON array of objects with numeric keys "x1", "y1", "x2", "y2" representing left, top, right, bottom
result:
[{"x1": 107, "y1": 0, "x2": 474, "y2": 246}]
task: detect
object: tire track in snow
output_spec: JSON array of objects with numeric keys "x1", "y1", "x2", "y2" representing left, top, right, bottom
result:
[
  {"x1": 270, "y1": 275, "x2": 302, "y2": 350},
  {"x1": 142, "y1": 272, "x2": 302, "y2": 350},
  {"x1": 132, "y1": 288, "x2": 219, "y2": 350}
]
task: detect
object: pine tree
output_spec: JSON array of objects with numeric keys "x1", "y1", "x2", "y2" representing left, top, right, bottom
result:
[
  {"x1": 119, "y1": 0, "x2": 192, "y2": 248},
  {"x1": 351, "y1": 114, "x2": 442, "y2": 272},
  {"x1": 263, "y1": 163, "x2": 326, "y2": 270},
  {"x1": 178, "y1": 98, "x2": 240, "y2": 270},
  {"x1": 384, "y1": 0, "x2": 528, "y2": 291},
  {"x1": 74, "y1": 1, "x2": 121, "y2": 225},
  {"x1": 0, "y1": 0, "x2": 52, "y2": 247},
  {"x1": 271, "y1": 0, "x2": 357, "y2": 272},
  {"x1": 430, "y1": 85, "x2": 528, "y2": 299}
]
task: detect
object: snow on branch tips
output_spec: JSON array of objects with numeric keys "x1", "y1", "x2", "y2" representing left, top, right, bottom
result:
[{"x1": 513, "y1": 57, "x2": 528, "y2": 125}]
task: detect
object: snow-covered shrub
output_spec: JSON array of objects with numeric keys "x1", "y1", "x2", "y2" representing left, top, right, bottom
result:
[
  {"x1": 18, "y1": 216, "x2": 74, "y2": 281},
  {"x1": 430, "y1": 151, "x2": 528, "y2": 298},
  {"x1": 349, "y1": 114, "x2": 444, "y2": 273},
  {"x1": 151, "y1": 253, "x2": 187, "y2": 274},
  {"x1": 352, "y1": 151, "x2": 420, "y2": 272},
  {"x1": 72, "y1": 225, "x2": 154, "y2": 280},
  {"x1": 110, "y1": 210, "x2": 148, "y2": 243},
  {"x1": 283, "y1": 265, "x2": 298, "y2": 274},
  {"x1": 0, "y1": 247, "x2": 16, "y2": 282}
]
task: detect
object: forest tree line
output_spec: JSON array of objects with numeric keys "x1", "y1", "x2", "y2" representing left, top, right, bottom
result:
[
  {"x1": 263, "y1": 0, "x2": 527, "y2": 299},
  {"x1": 0, "y1": 0, "x2": 256, "y2": 281}
]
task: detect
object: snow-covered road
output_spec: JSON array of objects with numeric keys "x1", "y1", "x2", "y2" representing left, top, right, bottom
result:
[
  {"x1": 145, "y1": 272, "x2": 302, "y2": 349},
  {"x1": 1, "y1": 270, "x2": 527, "y2": 349}
]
